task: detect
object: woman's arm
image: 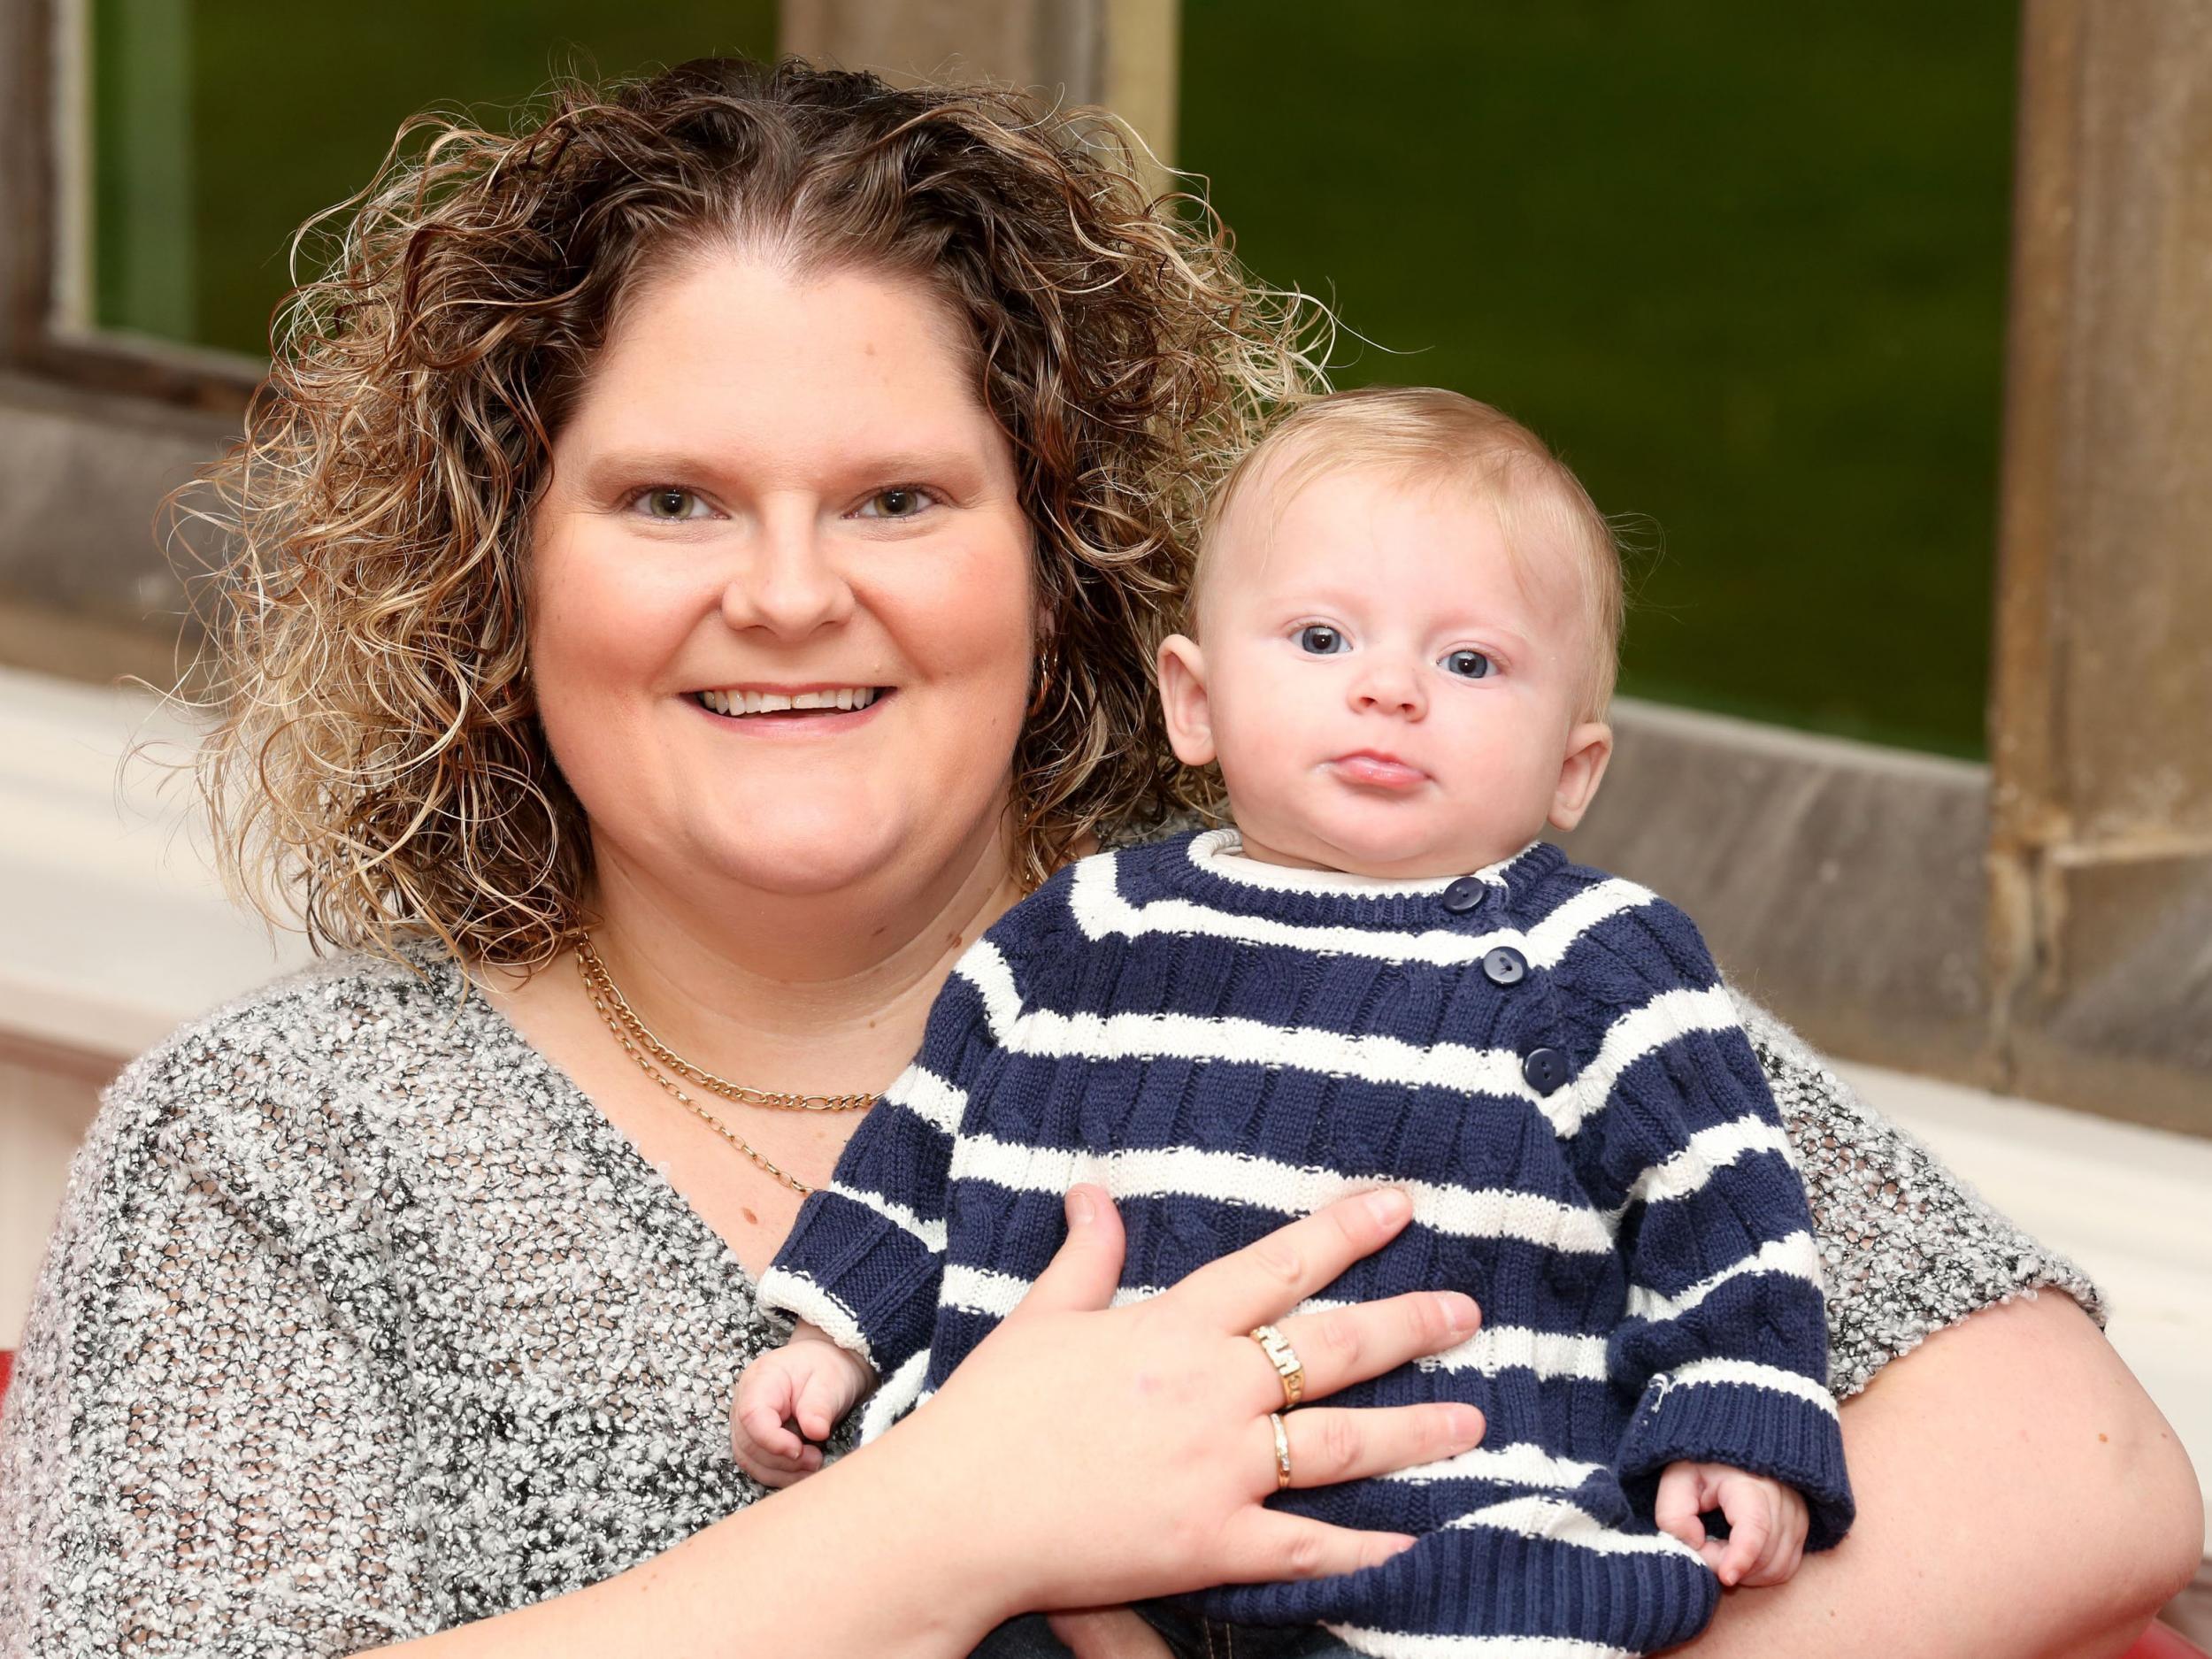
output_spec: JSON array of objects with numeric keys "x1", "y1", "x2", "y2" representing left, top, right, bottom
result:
[
  {"x1": 1675, "y1": 1288, "x2": 2200, "y2": 1657},
  {"x1": 385, "y1": 1187, "x2": 1486, "y2": 1657}
]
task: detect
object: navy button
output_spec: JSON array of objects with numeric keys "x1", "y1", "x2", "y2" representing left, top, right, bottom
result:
[
  {"x1": 1522, "y1": 1047, "x2": 1571, "y2": 1094},
  {"x1": 1441, "y1": 876, "x2": 1487, "y2": 914},
  {"x1": 1481, "y1": 946, "x2": 1529, "y2": 986}
]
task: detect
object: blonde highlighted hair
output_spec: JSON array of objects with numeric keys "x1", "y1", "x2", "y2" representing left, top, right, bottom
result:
[
  {"x1": 179, "y1": 56, "x2": 1325, "y2": 969},
  {"x1": 1190, "y1": 386, "x2": 1624, "y2": 718}
]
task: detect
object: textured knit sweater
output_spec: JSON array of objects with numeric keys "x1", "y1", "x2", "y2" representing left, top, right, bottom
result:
[
  {"x1": 762, "y1": 830, "x2": 1856, "y2": 1657},
  {"x1": 1, "y1": 941, "x2": 2096, "y2": 1657}
]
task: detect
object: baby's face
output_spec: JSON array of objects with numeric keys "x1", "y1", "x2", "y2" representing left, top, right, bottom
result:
[{"x1": 1161, "y1": 464, "x2": 1612, "y2": 879}]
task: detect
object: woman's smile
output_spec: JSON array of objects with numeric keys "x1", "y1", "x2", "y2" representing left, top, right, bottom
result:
[{"x1": 690, "y1": 683, "x2": 895, "y2": 733}]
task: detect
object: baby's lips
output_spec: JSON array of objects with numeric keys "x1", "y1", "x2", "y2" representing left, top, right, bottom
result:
[{"x1": 1330, "y1": 752, "x2": 1428, "y2": 789}]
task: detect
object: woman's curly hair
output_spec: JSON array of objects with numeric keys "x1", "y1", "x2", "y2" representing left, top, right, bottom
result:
[{"x1": 181, "y1": 54, "x2": 1325, "y2": 970}]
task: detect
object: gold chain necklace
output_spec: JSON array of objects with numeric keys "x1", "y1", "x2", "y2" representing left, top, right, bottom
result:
[{"x1": 574, "y1": 936, "x2": 878, "y2": 1194}]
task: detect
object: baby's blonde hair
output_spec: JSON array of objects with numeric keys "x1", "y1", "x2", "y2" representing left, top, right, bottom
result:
[{"x1": 1191, "y1": 386, "x2": 1624, "y2": 719}]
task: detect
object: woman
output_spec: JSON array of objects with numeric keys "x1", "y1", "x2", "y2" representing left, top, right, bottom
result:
[{"x1": 0, "y1": 56, "x2": 2196, "y2": 1658}]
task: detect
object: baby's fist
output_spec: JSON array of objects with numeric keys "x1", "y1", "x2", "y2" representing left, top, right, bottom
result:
[
  {"x1": 1654, "y1": 1462, "x2": 1809, "y2": 1588},
  {"x1": 731, "y1": 1332, "x2": 869, "y2": 1488}
]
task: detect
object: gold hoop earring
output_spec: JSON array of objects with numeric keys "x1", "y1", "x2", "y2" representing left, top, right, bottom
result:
[{"x1": 1027, "y1": 653, "x2": 1056, "y2": 719}]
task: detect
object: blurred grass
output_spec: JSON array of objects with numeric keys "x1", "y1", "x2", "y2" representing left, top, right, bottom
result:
[
  {"x1": 1179, "y1": 1, "x2": 2018, "y2": 757},
  {"x1": 95, "y1": 1, "x2": 2013, "y2": 757}
]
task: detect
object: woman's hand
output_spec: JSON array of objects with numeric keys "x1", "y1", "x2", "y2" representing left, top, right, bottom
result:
[{"x1": 869, "y1": 1183, "x2": 1486, "y2": 1625}]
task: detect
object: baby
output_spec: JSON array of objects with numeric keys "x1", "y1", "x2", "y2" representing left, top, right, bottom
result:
[{"x1": 744, "y1": 387, "x2": 1853, "y2": 1657}]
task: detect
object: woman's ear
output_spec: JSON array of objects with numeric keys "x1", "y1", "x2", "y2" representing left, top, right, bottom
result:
[
  {"x1": 1156, "y1": 634, "x2": 1217, "y2": 767},
  {"x1": 1548, "y1": 721, "x2": 1614, "y2": 832}
]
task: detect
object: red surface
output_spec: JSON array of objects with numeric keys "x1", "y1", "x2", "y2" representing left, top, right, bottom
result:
[
  {"x1": 2127, "y1": 1624, "x2": 2212, "y2": 1659},
  {"x1": 0, "y1": 1348, "x2": 11, "y2": 1416}
]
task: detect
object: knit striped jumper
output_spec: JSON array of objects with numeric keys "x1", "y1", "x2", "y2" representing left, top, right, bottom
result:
[{"x1": 760, "y1": 829, "x2": 1854, "y2": 1657}]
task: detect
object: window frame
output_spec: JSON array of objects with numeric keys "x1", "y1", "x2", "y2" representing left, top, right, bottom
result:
[{"x1": 2, "y1": 0, "x2": 260, "y2": 417}]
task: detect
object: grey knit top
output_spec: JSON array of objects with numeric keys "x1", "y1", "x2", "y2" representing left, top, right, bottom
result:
[{"x1": 0, "y1": 944, "x2": 2100, "y2": 1656}]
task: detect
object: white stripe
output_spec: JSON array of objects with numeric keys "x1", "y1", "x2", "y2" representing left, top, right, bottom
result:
[
  {"x1": 956, "y1": 941, "x2": 1025, "y2": 1040},
  {"x1": 1619, "y1": 1114, "x2": 1794, "y2": 1211},
  {"x1": 883, "y1": 1063, "x2": 965, "y2": 1135},
  {"x1": 824, "y1": 1180, "x2": 948, "y2": 1252},
  {"x1": 856, "y1": 1348, "x2": 931, "y2": 1441},
  {"x1": 1545, "y1": 985, "x2": 1745, "y2": 1137},
  {"x1": 1378, "y1": 1440, "x2": 1602, "y2": 1490},
  {"x1": 1332, "y1": 1628, "x2": 1634, "y2": 1659},
  {"x1": 997, "y1": 1004, "x2": 1540, "y2": 1102},
  {"x1": 1417, "y1": 1324, "x2": 1611, "y2": 1381},
  {"x1": 964, "y1": 937, "x2": 1550, "y2": 1107},
  {"x1": 947, "y1": 1135, "x2": 1616, "y2": 1253},
  {"x1": 1445, "y1": 1494, "x2": 1705, "y2": 1559},
  {"x1": 1070, "y1": 856, "x2": 1657, "y2": 972},
  {"x1": 1669, "y1": 1357, "x2": 1839, "y2": 1417},
  {"x1": 755, "y1": 1269, "x2": 873, "y2": 1365},
  {"x1": 1624, "y1": 1230, "x2": 1823, "y2": 1323},
  {"x1": 941, "y1": 1263, "x2": 1033, "y2": 1320}
]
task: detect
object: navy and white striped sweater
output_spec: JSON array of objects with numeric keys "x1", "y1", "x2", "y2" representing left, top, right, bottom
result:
[{"x1": 761, "y1": 829, "x2": 1853, "y2": 1657}]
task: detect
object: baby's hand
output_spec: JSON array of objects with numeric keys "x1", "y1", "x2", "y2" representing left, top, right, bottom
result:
[
  {"x1": 1654, "y1": 1462, "x2": 1809, "y2": 1588},
  {"x1": 731, "y1": 1324, "x2": 872, "y2": 1487}
]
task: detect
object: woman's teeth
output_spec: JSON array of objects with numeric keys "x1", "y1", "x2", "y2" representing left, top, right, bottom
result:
[{"x1": 698, "y1": 687, "x2": 879, "y2": 717}]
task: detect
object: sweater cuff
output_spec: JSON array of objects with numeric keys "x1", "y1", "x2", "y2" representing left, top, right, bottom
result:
[
  {"x1": 1617, "y1": 1363, "x2": 1855, "y2": 1551},
  {"x1": 758, "y1": 1187, "x2": 942, "y2": 1378}
]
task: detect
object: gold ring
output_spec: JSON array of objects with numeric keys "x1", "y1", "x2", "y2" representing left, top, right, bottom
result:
[
  {"x1": 1248, "y1": 1323, "x2": 1306, "y2": 1409},
  {"x1": 1269, "y1": 1411, "x2": 1293, "y2": 1490}
]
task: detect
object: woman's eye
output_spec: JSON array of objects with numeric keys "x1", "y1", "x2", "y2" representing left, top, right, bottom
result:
[
  {"x1": 859, "y1": 486, "x2": 934, "y2": 519},
  {"x1": 1296, "y1": 625, "x2": 1348, "y2": 655},
  {"x1": 636, "y1": 488, "x2": 708, "y2": 521},
  {"x1": 1442, "y1": 649, "x2": 1494, "y2": 680}
]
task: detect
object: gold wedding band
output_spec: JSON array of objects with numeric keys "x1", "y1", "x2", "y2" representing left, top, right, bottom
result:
[
  {"x1": 1248, "y1": 1323, "x2": 1306, "y2": 1409},
  {"x1": 1269, "y1": 1411, "x2": 1293, "y2": 1490}
]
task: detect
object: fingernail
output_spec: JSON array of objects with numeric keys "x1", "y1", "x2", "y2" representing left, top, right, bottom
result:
[
  {"x1": 1066, "y1": 1189, "x2": 1095, "y2": 1225},
  {"x1": 1364, "y1": 1188, "x2": 1409, "y2": 1225},
  {"x1": 1455, "y1": 1406, "x2": 1486, "y2": 1445},
  {"x1": 1442, "y1": 1293, "x2": 1479, "y2": 1333}
]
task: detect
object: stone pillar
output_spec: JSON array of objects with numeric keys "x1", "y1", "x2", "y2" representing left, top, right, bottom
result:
[
  {"x1": 1988, "y1": 0, "x2": 2212, "y2": 1130},
  {"x1": 779, "y1": 0, "x2": 1179, "y2": 166}
]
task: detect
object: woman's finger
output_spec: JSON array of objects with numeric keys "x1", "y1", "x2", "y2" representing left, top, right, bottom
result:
[
  {"x1": 1221, "y1": 1510, "x2": 1417, "y2": 1585},
  {"x1": 1168, "y1": 1188, "x2": 1415, "y2": 1333},
  {"x1": 1001, "y1": 1186, "x2": 1127, "y2": 1321},
  {"x1": 1271, "y1": 1402, "x2": 1485, "y2": 1490},
  {"x1": 1263, "y1": 1290, "x2": 1480, "y2": 1402}
]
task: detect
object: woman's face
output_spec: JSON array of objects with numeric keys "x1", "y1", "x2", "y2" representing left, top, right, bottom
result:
[{"x1": 530, "y1": 250, "x2": 1037, "y2": 914}]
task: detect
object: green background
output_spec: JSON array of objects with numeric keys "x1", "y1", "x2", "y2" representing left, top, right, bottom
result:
[{"x1": 93, "y1": 0, "x2": 2019, "y2": 757}]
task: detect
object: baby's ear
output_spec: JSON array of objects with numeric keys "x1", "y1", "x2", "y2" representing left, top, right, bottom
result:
[
  {"x1": 1156, "y1": 634, "x2": 1217, "y2": 767},
  {"x1": 1548, "y1": 721, "x2": 1614, "y2": 832}
]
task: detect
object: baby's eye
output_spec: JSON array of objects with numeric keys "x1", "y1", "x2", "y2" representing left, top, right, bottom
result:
[
  {"x1": 1441, "y1": 649, "x2": 1493, "y2": 680},
  {"x1": 635, "y1": 487, "x2": 711, "y2": 521},
  {"x1": 857, "y1": 485, "x2": 936, "y2": 519},
  {"x1": 1296, "y1": 625, "x2": 1349, "y2": 655}
]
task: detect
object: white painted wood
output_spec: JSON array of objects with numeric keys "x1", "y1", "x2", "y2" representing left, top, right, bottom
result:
[{"x1": 2, "y1": 664, "x2": 310, "y2": 1343}]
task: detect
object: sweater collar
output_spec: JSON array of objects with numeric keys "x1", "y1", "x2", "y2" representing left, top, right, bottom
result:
[{"x1": 1161, "y1": 827, "x2": 1564, "y2": 926}]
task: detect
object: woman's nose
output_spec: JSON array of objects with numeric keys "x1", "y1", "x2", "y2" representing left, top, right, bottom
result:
[{"x1": 719, "y1": 516, "x2": 856, "y2": 640}]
